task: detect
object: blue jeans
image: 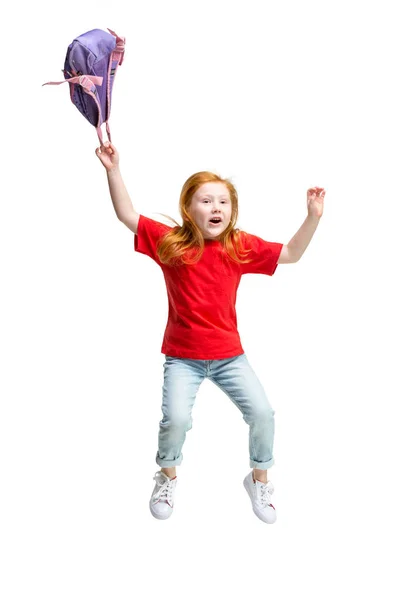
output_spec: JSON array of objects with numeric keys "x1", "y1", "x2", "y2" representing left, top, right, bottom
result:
[{"x1": 156, "y1": 353, "x2": 275, "y2": 470}]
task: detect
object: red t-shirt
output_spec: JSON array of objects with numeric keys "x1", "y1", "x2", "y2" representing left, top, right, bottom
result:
[{"x1": 134, "y1": 214, "x2": 283, "y2": 359}]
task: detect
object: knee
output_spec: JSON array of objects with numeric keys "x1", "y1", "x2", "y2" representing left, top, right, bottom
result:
[
  {"x1": 248, "y1": 406, "x2": 275, "y2": 424},
  {"x1": 160, "y1": 413, "x2": 192, "y2": 431}
]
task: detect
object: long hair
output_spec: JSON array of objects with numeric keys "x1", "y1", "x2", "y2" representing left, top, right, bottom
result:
[{"x1": 154, "y1": 171, "x2": 253, "y2": 267}]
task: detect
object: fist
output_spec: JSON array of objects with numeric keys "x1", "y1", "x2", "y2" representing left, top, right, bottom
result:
[
  {"x1": 95, "y1": 141, "x2": 120, "y2": 171},
  {"x1": 307, "y1": 187, "x2": 325, "y2": 218}
]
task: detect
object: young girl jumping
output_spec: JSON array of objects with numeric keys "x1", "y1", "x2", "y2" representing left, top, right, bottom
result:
[{"x1": 96, "y1": 140, "x2": 325, "y2": 524}]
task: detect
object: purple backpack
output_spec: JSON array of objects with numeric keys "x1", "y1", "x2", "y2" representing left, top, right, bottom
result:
[{"x1": 43, "y1": 28, "x2": 125, "y2": 145}]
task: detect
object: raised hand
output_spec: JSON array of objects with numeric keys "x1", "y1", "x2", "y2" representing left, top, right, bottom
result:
[
  {"x1": 95, "y1": 141, "x2": 120, "y2": 172},
  {"x1": 307, "y1": 187, "x2": 325, "y2": 218}
]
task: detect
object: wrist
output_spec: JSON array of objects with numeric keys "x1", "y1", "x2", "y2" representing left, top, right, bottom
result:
[
  {"x1": 106, "y1": 165, "x2": 120, "y2": 177},
  {"x1": 307, "y1": 213, "x2": 321, "y2": 222}
]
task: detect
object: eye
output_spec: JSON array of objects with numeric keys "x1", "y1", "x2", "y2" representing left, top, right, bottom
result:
[{"x1": 202, "y1": 199, "x2": 229, "y2": 204}]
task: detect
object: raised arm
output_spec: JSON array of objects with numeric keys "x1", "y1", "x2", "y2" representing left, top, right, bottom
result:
[
  {"x1": 278, "y1": 187, "x2": 325, "y2": 263},
  {"x1": 106, "y1": 168, "x2": 140, "y2": 234},
  {"x1": 96, "y1": 142, "x2": 139, "y2": 234}
]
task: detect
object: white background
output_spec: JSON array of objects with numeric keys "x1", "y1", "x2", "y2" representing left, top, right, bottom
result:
[{"x1": 1, "y1": 1, "x2": 399, "y2": 598}]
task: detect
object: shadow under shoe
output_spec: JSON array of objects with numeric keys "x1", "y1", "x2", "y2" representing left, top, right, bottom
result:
[
  {"x1": 243, "y1": 471, "x2": 277, "y2": 524},
  {"x1": 149, "y1": 471, "x2": 177, "y2": 520}
]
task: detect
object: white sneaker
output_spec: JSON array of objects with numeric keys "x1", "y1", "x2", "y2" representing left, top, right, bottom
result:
[
  {"x1": 243, "y1": 471, "x2": 277, "y2": 524},
  {"x1": 149, "y1": 471, "x2": 177, "y2": 520}
]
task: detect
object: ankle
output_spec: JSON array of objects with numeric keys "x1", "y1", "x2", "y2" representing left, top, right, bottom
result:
[
  {"x1": 161, "y1": 468, "x2": 176, "y2": 479},
  {"x1": 253, "y1": 469, "x2": 267, "y2": 484}
]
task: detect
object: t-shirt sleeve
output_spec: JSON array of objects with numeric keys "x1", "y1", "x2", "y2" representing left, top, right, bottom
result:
[
  {"x1": 239, "y1": 231, "x2": 284, "y2": 276},
  {"x1": 134, "y1": 214, "x2": 172, "y2": 266}
]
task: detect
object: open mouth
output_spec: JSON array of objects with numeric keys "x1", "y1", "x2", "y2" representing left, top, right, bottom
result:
[{"x1": 209, "y1": 217, "x2": 222, "y2": 225}]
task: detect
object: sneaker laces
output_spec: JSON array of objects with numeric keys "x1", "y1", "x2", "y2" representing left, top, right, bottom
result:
[
  {"x1": 153, "y1": 472, "x2": 176, "y2": 505},
  {"x1": 258, "y1": 480, "x2": 275, "y2": 508}
]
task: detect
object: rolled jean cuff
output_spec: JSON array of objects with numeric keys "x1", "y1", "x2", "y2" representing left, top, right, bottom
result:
[
  {"x1": 250, "y1": 458, "x2": 274, "y2": 470},
  {"x1": 156, "y1": 453, "x2": 183, "y2": 468}
]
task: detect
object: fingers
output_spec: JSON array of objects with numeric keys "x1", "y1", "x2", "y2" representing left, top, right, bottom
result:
[
  {"x1": 95, "y1": 142, "x2": 114, "y2": 156},
  {"x1": 103, "y1": 141, "x2": 115, "y2": 151},
  {"x1": 308, "y1": 187, "x2": 325, "y2": 196}
]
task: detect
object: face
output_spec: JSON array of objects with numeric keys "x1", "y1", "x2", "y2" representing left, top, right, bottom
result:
[{"x1": 188, "y1": 182, "x2": 232, "y2": 240}]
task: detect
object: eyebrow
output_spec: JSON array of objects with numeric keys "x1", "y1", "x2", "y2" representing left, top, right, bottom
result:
[{"x1": 201, "y1": 194, "x2": 230, "y2": 199}]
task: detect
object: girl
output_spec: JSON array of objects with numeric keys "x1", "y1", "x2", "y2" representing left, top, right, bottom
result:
[{"x1": 96, "y1": 140, "x2": 325, "y2": 524}]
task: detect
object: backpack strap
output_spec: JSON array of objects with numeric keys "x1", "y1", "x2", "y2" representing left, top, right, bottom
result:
[
  {"x1": 107, "y1": 28, "x2": 125, "y2": 66},
  {"x1": 104, "y1": 29, "x2": 126, "y2": 142},
  {"x1": 42, "y1": 75, "x2": 103, "y2": 88}
]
